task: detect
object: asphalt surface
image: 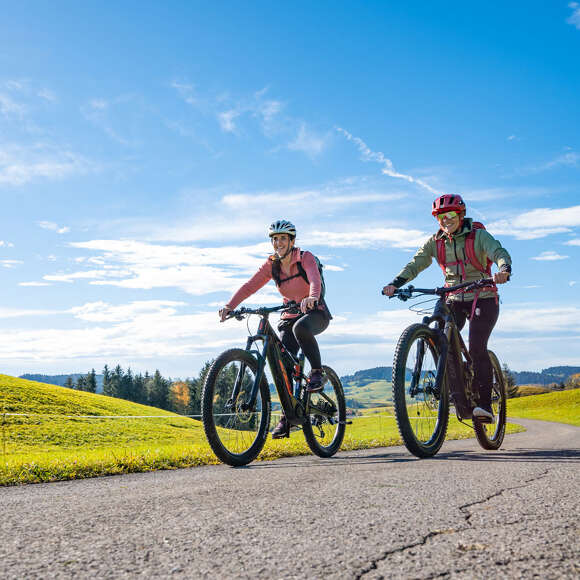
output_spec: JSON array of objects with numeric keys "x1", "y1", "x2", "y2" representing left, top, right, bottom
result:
[{"x1": 1, "y1": 418, "x2": 578, "y2": 579}]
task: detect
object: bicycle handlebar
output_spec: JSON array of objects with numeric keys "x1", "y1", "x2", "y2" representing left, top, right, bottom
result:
[
  {"x1": 224, "y1": 300, "x2": 302, "y2": 320},
  {"x1": 384, "y1": 278, "x2": 495, "y2": 302}
]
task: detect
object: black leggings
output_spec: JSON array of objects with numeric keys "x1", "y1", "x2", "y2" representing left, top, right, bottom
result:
[
  {"x1": 279, "y1": 310, "x2": 329, "y2": 370},
  {"x1": 448, "y1": 298, "x2": 499, "y2": 408}
]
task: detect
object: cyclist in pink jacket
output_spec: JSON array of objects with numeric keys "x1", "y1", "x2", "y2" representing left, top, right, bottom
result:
[{"x1": 219, "y1": 220, "x2": 331, "y2": 438}]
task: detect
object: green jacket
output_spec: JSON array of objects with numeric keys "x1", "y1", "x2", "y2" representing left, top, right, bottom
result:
[{"x1": 391, "y1": 218, "x2": 512, "y2": 302}]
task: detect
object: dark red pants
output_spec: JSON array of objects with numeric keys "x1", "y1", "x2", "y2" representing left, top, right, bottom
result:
[{"x1": 448, "y1": 298, "x2": 499, "y2": 408}]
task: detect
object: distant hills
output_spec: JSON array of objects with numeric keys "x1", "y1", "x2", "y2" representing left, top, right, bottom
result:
[
  {"x1": 19, "y1": 373, "x2": 104, "y2": 393},
  {"x1": 18, "y1": 365, "x2": 580, "y2": 406},
  {"x1": 340, "y1": 365, "x2": 580, "y2": 387},
  {"x1": 510, "y1": 366, "x2": 580, "y2": 386}
]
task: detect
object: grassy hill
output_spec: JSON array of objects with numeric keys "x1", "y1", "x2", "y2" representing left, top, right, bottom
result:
[
  {"x1": 507, "y1": 389, "x2": 580, "y2": 426},
  {"x1": 0, "y1": 373, "x2": 527, "y2": 486}
]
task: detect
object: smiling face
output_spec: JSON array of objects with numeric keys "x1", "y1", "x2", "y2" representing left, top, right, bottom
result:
[
  {"x1": 436, "y1": 210, "x2": 462, "y2": 235},
  {"x1": 271, "y1": 233, "x2": 294, "y2": 258}
]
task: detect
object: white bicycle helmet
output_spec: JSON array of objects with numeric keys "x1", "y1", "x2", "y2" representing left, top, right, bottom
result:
[{"x1": 268, "y1": 219, "x2": 296, "y2": 238}]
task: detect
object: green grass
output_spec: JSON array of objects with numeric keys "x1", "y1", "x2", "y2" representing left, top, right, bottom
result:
[
  {"x1": 1, "y1": 374, "x2": 525, "y2": 486},
  {"x1": 507, "y1": 389, "x2": 580, "y2": 426}
]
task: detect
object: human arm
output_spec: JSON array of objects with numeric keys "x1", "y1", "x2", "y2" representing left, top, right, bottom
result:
[
  {"x1": 477, "y1": 230, "x2": 512, "y2": 284},
  {"x1": 300, "y1": 251, "x2": 321, "y2": 312},
  {"x1": 383, "y1": 236, "x2": 436, "y2": 295},
  {"x1": 218, "y1": 260, "x2": 273, "y2": 321}
]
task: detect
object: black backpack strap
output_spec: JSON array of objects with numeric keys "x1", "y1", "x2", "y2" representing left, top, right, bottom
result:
[{"x1": 271, "y1": 257, "x2": 303, "y2": 286}]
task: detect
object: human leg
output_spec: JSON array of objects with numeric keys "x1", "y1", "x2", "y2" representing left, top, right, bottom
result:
[{"x1": 468, "y1": 298, "x2": 499, "y2": 411}]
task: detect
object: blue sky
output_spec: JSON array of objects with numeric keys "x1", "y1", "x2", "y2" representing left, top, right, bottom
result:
[{"x1": 1, "y1": 1, "x2": 579, "y2": 378}]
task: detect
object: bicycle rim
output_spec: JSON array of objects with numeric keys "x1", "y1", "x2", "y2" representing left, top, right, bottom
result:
[
  {"x1": 302, "y1": 366, "x2": 346, "y2": 458},
  {"x1": 202, "y1": 349, "x2": 270, "y2": 466},
  {"x1": 392, "y1": 324, "x2": 449, "y2": 458},
  {"x1": 474, "y1": 351, "x2": 506, "y2": 450}
]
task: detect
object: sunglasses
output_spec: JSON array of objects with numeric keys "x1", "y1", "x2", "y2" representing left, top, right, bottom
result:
[{"x1": 436, "y1": 211, "x2": 459, "y2": 221}]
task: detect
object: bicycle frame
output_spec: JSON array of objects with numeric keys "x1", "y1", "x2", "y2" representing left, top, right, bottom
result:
[
  {"x1": 422, "y1": 299, "x2": 476, "y2": 419},
  {"x1": 228, "y1": 309, "x2": 307, "y2": 427}
]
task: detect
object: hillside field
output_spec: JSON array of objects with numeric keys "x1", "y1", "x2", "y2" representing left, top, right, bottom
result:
[{"x1": 0, "y1": 374, "x2": 528, "y2": 485}]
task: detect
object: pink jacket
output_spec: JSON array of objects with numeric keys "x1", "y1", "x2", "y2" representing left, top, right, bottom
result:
[{"x1": 226, "y1": 248, "x2": 325, "y2": 319}]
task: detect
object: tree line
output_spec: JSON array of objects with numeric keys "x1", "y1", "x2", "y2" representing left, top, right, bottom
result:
[{"x1": 65, "y1": 362, "x2": 214, "y2": 416}]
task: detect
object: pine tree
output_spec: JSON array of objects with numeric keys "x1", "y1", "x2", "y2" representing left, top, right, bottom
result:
[
  {"x1": 148, "y1": 370, "x2": 169, "y2": 409},
  {"x1": 122, "y1": 367, "x2": 134, "y2": 400},
  {"x1": 102, "y1": 365, "x2": 113, "y2": 397},
  {"x1": 86, "y1": 369, "x2": 97, "y2": 393},
  {"x1": 109, "y1": 365, "x2": 123, "y2": 398},
  {"x1": 64, "y1": 376, "x2": 74, "y2": 389},
  {"x1": 503, "y1": 364, "x2": 518, "y2": 398},
  {"x1": 133, "y1": 373, "x2": 146, "y2": 404},
  {"x1": 75, "y1": 375, "x2": 86, "y2": 391}
]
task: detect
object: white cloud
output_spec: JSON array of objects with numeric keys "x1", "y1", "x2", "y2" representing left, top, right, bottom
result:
[
  {"x1": 37, "y1": 88, "x2": 57, "y2": 102},
  {"x1": 0, "y1": 240, "x2": 14, "y2": 247},
  {"x1": 0, "y1": 144, "x2": 94, "y2": 186},
  {"x1": 497, "y1": 305, "x2": 580, "y2": 334},
  {"x1": 218, "y1": 109, "x2": 240, "y2": 133},
  {"x1": 306, "y1": 227, "x2": 429, "y2": 250},
  {"x1": 69, "y1": 300, "x2": 188, "y2": 323},
  {"x1": 507, "y1": 135, "x2": 517, "y2": 141},
  {"x1": 567, "y1": 2, "x2": 580, "y2": 29},
  {"x1": 0, "y1": 93, "x2": 26, "y2": 118},
  {"x1": 0, "y1": 307, "x2": 59, "y2": 319},
  {"x1": 523, "y1": 151, "x2": 580, "y2": 174},
  {"x1": 564, "y1": 238, "x2": 580, "y2": 246},
  {"x1": 19, "y1": 281, "x2": 52, "y2": 287},
  {"x1": 0, "y1": 259, "x2": 23, "y2": 268},
  {"x1": 488, "y1": 205, "x2": 580, "y2": 239},
  {"x1": 337, "y1": 127, "x2": 440, "y2": 194},
  {"x1": 38, "y1": 221, "x2": 70, "y2": 234},
  {"x1": 531, "y1": 251, "x2": 569, "y2": 261},
  {"x1": 570, "y1": 281, "x2": 577, "y2": 287},
  {"x1": 39, "y1": 239, "x2": 273, "y2": 295},
  {"x1": 288, "y1": 123, "x2": 328, "y2": 157}
]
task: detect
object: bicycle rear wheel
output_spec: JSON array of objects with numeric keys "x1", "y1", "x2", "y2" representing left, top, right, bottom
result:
[
  {"x1": 202, "y1": 348, "x2": 271, "y2": 466},
  {"x1": 302, "y1": 366, "x2": 346, "y2": 458},
  {"x1": 392, "y1": 324, "x2": 449, "y2": 458},
  {"x1": 473, "y1": 350, "x2": 506, "y2": 450}
]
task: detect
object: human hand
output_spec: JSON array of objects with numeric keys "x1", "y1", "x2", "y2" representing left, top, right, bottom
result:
[
  {"x1": 493, "y1": 272, "x2": 510, "y2": 285},
  {"x1": 382, "y1": 284, "x2": 397, "y2": 297},
  {"x1": 300, "y1": 297, "x2": 318, "y2": 313},
  {"x1": 219, "y1": 307, "x2": 232, "y2": 322}
]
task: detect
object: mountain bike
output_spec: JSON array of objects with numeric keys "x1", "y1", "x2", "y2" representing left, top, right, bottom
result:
[
  {"x1": 384, "y1": 279, "x2": 506, "y2": 458},
  {"x1": 202, "y1": 302, "x2": 347, "y2": 466}
]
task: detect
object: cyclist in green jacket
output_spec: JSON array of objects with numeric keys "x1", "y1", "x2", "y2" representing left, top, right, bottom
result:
[{"x1": 383, "y1": 194, "x2": 512, "y2": 421}]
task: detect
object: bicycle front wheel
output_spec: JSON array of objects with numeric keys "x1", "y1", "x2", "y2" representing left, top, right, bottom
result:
[
  {"x1": 392, "y1": 324, "x2": 449, "y2": 458},
  {"x1": 302, "y1": 366, "x2": 346, "y2": 458},
  {"x1": 473, "y1": 350, "x2": 506, "y2": 450},
  {"x1": 202, "y1": 348, "x2": 271, "y2": 466}
]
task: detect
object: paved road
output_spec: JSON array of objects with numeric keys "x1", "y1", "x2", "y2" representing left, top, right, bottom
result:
[{"x1": 1, "y1": 419, "x2": 578, "y2": 579}]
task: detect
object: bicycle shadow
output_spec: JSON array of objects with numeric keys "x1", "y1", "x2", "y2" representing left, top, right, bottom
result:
[{"x1": 237, "y1": 446, "x2": 580, "y2": 470}]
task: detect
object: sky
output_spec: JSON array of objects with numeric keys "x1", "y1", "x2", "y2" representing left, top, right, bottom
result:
[{"x1": 0, "y1": 1, "x2": 579, "y2": 379}]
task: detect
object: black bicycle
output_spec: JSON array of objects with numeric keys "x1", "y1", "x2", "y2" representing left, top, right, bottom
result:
[
  {"x1": 385, "y1": 279, "x2": 506, "y2": 458},
  {"x1": 202, "y1": 302, "x2": 347, "y2": 466}
]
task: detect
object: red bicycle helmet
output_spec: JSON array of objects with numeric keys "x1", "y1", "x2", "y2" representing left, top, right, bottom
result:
[{"x1": 432, "y1": 194, "x2": 466, "y2": 216}]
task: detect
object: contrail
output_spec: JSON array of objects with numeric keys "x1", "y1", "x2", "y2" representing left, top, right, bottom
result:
[{"x1": 337, "y1": 127, "x2": 440, "y2": 195}]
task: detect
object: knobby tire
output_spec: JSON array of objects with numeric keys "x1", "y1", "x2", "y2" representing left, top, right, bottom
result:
[
  {"x1": 392, "y1": 324, "x2": 450, "y2": 458},
  {"x1": 202, "y1": 348, "x2": 271, "y2": 466},
  {"x1": 473, "y1": 350, "x2": 506, "y2": 450},
  {"x1": 302, "y1": 366, "x2": 346, "y2": 458}
]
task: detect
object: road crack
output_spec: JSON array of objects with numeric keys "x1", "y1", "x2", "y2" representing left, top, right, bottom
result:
[
  {"x1": 459, "y1": 469, "x2": 549, "y2": 525},
  {"x1": 356, "y1": 469, "x2": 550, "y2": 579}
]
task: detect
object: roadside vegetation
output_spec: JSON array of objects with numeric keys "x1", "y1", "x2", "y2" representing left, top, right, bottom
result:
[
  {"x1": 0, "y1": 374, "x2": 530, "y2": 486},
  {"x1": 507, "y1": 388, "x2": 580, "y2": 426}
]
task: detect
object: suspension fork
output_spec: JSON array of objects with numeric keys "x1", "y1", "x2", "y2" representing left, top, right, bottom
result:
[
  {"x1": 409, "y1": 336, "x2": 426, "y2": 396},
  {"x1": 244, "y1": 334, "x2": 270, "y2": 409},
  {"x1": 433, "y1": 322, "x2": 450, "y2": 395}
]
